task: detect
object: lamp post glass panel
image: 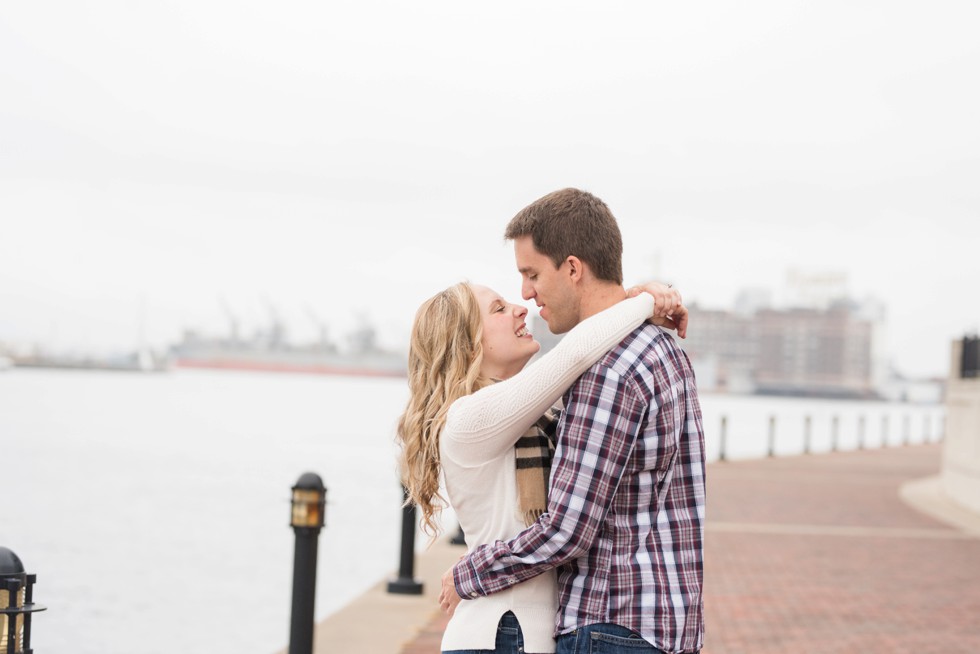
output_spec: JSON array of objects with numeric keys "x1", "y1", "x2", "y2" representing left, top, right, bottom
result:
[
  {"x1": 0, "y1": 585, "x2": 24, "y2": 654},
  {"x1": 291, "y1": 488, "x2": 324, "y2": 529}
]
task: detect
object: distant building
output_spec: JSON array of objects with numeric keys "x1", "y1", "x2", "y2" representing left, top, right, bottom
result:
[
  {"x1": 734, "y1": 287, "x2": 772, "y2": 316},
  {"x1": 751, "y1": 304, "x2": 876, "y2": 398},
  {"x1": 678, "y1": 305, "x2": 757, "y2": 393},
  {"x1": 780, "y1": 268, "x2": 849, "y2": 310},
  {"x1": 529, "y1": 287, "x2": 910, "y2": 399},
  {"x1": 679, "y1": 294, "x2": 900, "y2": 398}
]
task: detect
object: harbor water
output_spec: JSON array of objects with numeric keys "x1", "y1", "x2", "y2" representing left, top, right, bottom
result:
[{"x1": 0, "y1": 368, "x2": 944, "y2": 653}]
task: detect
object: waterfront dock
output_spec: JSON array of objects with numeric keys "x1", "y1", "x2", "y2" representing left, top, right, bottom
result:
[{"x1": 299, "y1": 443, "x2": 980, "y2": 653}]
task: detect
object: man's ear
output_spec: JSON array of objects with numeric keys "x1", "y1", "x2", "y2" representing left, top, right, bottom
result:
[{"x1": 565, "y1": 255, "x2": 584, "y2": 283}]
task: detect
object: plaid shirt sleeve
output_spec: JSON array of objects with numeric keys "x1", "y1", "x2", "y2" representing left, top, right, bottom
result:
[{"x1": 453, "y1": 361, "x2": 647, "y2": 599}]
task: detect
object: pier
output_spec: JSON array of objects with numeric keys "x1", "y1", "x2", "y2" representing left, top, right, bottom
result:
[{"x1": 299, "y1": 443, "x2": 980, "y2": 653}]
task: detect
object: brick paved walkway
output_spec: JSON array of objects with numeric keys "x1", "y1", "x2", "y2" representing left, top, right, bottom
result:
[{"x1": 400, "y1": 444, "x2": 980, "y2": 653}]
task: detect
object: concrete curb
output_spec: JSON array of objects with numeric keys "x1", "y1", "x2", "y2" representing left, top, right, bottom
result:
[{"x1": 899, "y1": 474, "x2": 980, "y2": 536}]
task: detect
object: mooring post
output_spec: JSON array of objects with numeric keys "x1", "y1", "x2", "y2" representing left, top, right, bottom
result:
[
  {"x1": 719, "y1": 415, "x2": 728, "y2": 462},
  {"x1": 387, "y1": 486, "x2": 423, "y2": 595}
]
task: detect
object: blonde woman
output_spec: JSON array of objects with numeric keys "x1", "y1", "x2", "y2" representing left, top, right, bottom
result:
[{"x1": 397, "y1": 281, "x2": 684, "y2": 654}]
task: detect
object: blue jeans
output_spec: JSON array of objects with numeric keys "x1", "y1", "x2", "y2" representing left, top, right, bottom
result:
[
  {"x1": 555, "y1": 623, "x2": 665, "y2": 654},
  {"x1": 443, "y1": 610, "x2": 526, "y2": 654}
]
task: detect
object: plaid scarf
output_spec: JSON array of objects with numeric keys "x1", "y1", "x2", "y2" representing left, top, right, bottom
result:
[{"x1": 515, "y1": 406, "x2": 560, "y2": 527}]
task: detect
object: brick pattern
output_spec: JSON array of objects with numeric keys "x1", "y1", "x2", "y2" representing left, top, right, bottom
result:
[
  {"x1": 400, "y1": 611, "x2": 449, "y2": 654},
  {"x1": 401, "y1": 444, "x2": 980, "y2": 654}
]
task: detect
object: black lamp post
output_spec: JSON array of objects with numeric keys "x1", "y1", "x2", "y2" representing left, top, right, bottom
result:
[
  {"x1": 0, "y1": 547, "x2": 45, "y2": 654},
  {"x1": 288, "y1": 473, "x2": 326, "y2": 654}
]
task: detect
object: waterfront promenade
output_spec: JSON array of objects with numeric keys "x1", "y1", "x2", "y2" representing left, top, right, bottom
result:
[{"x1": 302, "y1": 443, "x2": 980, "y2": 653}]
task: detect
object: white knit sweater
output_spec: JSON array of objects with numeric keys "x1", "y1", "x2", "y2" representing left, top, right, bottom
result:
[{"x1": 439, "y1": 293, "x2": 655, "y2": 653}]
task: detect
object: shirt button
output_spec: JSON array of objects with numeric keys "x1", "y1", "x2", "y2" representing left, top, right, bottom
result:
[{"x1": 469, "y1": 592, "x2": 478, "y2": 598}]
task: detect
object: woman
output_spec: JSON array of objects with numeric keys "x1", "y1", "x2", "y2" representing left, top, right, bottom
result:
[{"x1": 396, "y1": 281, "x2": 682, "y2": 654}]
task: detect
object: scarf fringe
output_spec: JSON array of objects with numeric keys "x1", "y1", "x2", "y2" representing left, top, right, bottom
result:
[{"x1": 515, "y1": 408, "x2": 559, "y2": 528}]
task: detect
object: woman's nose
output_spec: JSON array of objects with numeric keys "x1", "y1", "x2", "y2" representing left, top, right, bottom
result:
[{"x1": 514, "y1": 304, "x2": 527, "y2": 318}]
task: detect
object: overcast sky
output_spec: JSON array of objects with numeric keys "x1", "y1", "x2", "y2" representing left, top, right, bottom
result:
[{"x1": 1, "y1": 1, "x2": 977, "y2": 377}]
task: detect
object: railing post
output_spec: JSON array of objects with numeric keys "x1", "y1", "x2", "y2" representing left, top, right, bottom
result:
[
  {"x1": 858, "y1": 415, "x2": 865, "y2": 450},
  {"x1": 881, "y1": 415, "x2": 890, "y2": 447},
  {"x1": 719, "y1": 415, "x2": 728, "y2": 462},
  {"x1": 803, "y1": 415, "x2": 812, "y2": 454},
  {"x1": 831, "y1": 415, "x2": 839, "y2": 452},
  {"x1": 767, "y1": 415, "x2": 776, "y2": 458},
  {"x1": 903, "y1": 414, "x2": 911, "y2": 446},
  {"x1": 387, "y1": 486, "x2": 423, "y2": 595},
  {"x1": 288, "y1": 473, "x2": 326, "y2": 654}
]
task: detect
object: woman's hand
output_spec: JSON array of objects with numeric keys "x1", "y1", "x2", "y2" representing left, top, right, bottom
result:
[
  {"x1": 627, "y1": 281, "x2": 688, "y2": 339},
  {"x1": 439, "y1": 566, "x2": 463, "y2": 616}
]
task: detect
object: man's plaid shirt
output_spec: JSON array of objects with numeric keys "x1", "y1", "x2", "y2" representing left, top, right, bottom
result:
[{"x1": 454, "y1": 324, "x2": 705, "y2": 653}]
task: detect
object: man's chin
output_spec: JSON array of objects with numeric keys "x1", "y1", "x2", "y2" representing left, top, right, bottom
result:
[
  {"x1": 546, "y1": 319, "x2": 571, "y2": 335},
  {"x1": 540, "y1": 309, "x2": 570, "y2": 334}
]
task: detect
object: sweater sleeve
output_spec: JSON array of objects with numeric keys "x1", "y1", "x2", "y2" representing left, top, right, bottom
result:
[{"x1": 441, "y1": 293, "x2": 654, "y2": 467}]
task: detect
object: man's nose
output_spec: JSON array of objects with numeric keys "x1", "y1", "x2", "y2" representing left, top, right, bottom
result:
[{"x1": 521, "y1": 281, "x2": 535, "y2": 301}]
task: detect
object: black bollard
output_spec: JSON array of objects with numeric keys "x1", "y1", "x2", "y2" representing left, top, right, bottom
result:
[
  {"x1": 719, "y1": 416, "x2": 728, "y2": 462},
  {"x1": 387, "y1": 486, "x2": 423, "y2": 595},
  {"x1": 0, "y1": 547, "x2": 46, "y2": 654},
  {"x1": 288, "y1": 473, "x2": 326, "y2": 654}
]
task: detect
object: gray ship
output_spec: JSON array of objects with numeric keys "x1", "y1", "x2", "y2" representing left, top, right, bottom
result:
[{"x1": 171, "y1": 310, "x2": 406, "y2": 378}]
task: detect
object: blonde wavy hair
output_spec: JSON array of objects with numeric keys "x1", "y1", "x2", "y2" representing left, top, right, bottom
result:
[{"x1": 396, "y1": 282, "x2": 490, "y2": 538}]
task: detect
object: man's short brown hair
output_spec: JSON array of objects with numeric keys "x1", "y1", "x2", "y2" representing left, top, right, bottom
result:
[{"x1": 504, "y1": 188, "x2": 623, "y2": 284}]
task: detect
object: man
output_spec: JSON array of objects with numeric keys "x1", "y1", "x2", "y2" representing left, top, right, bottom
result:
[{"x1": 440, "y1": 188, "x2": 705, "y2": 654}]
